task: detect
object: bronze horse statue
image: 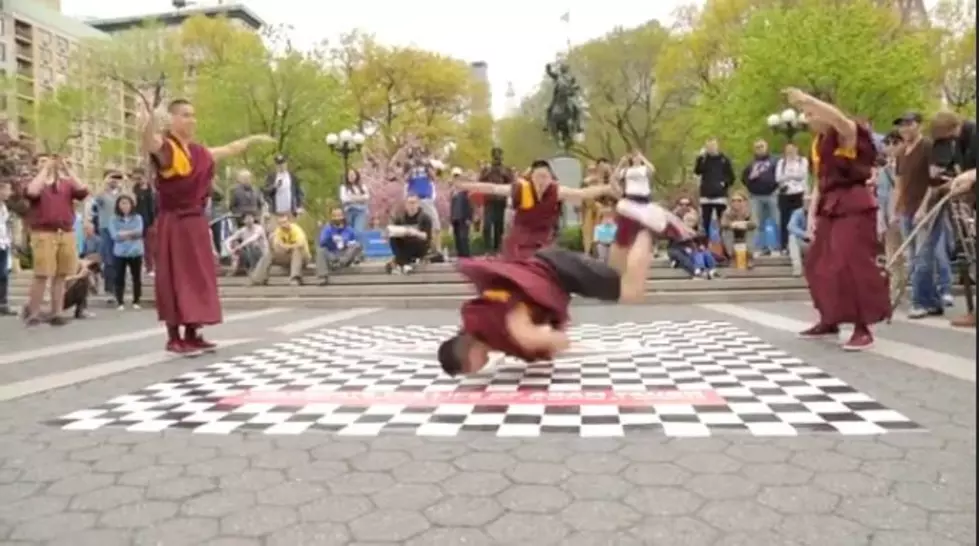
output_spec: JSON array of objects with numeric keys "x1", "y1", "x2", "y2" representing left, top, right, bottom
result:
[{"x1": 544, "y1": 62, "x2": 583, "y2": 154}]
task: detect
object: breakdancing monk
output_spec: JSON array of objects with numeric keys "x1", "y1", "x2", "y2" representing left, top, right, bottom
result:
[
  {"x1": 450, "y1": 159, "x2": 618, "y2": 258},
  {"x1": 437, "y1": 199, "x2": 674, "y2": 377},
  {"x1": 784, "y1": 88, "x2": 889, "y2": 350},
  {"x1": 139, "y1": 99, "x2": 274, "y2": 354}
]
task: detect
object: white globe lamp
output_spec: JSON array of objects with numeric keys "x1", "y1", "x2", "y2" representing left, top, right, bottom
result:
[
  {"x1": 780, "y1": 108, "x2": 798, "y2": 125},
  {"x1": 766, "y1": 114, "x2": 781, "y2": 128},
  {"x1": 325, "y1": 133, "x2": 339, "y2": 146},
  {"x1": 339, "y1": 129, "x2": 353, "y2": 143},
  {"x1": 352, "y1": 132, "x2": 365, "y2": 146}
]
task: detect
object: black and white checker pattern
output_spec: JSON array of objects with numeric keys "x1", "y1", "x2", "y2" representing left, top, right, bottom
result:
[{"x1": 49, "y1": 321, "x2": 922, "y2": 438}]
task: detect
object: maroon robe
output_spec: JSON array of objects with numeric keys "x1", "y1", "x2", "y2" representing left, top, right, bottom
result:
[
  {"x1": 804, "y1": 124, "x2": 890, "y2": 326},
  {"x1": 501, "y1": 180, "x2": 560, "y2": 259},
  {"x1": 458, "y1": 256, "x2": 570, "y2": 362},
  {"x1": 151, "y1": 136, "x2": 222, "y2": 327}
]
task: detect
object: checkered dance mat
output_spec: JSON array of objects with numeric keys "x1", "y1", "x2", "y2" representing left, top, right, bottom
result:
[{"x1": 50, "y1": 321, "x2": 922, "y2": 437}]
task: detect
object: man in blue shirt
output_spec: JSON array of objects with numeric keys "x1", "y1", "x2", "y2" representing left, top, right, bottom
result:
[
  {"x1": 316, "y1": 207, "x2": 363, "y2": 285},
  {"x1": 786, "y1": 195, "x2": 810, "y2": 276}
]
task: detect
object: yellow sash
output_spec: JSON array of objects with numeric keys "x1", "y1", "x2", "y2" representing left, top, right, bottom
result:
[
  {"x1": 811, "y1": 136, "x2": 821, "y2": 176},
  {"x1": 517, "y1": 179, "x2": 535, "y2": 210},
  {"x1": 159, "y1": 138, "x2": 193, "y2": 179},
  {"x1": 482, "y1": 289, "x2": 511, "y2": 303}
]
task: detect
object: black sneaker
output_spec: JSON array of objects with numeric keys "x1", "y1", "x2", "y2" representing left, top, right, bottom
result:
[{"x1": 49, "y1": 315, "x2": 68, "y2": 327}]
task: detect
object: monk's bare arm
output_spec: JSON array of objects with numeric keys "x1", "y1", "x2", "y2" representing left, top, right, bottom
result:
[
  {"x1": 788, "y1": 90, "x2": 856, "y2": 147},
  {"x1": 558, "y1": 185, "x2": 616, "y2": 204},
  {"x1": 139, "y1": 111, "x2": 164, "y2": 156},
  {"x1": 451, "y1": 181, "x2": 510, "y2": 197},
  {"x1": 504, "y1": 305, "x2": 570, "y2": 356},
  {"x1": 209, "y1": 134, "x2": 274, "y2": 162},
  {"x1": 24, "y1": 161, "x2": 53, "y2": 197}
]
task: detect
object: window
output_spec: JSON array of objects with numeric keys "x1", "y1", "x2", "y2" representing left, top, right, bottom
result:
[
  {"x1": 0, "y1": 18, "x2": 6, "y2": 37},
  {"x1": 0, "y1": 43, "x2": 5, "y2": 63},
  {"x1": 40, "y1": 49, "x2": 51, "y2": 63},
  {"x1": 40, "y1": 31, "x2": 50, "y2": 45},
  {"x1": 56, "y1": 37, "x2": 68, "y2": 53}
]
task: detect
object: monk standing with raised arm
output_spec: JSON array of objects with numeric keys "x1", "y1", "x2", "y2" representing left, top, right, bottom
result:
[
  {"x1": 786, "y1": 88, "x2": 889, "y2": 350},
  {"x1": 140, "y1": 99, "x2": 273, "y2": 354}
]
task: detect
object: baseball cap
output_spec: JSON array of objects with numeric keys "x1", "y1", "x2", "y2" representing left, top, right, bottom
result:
[
  {"x1": 893, "y1": 112, "x2": 923, "y2": 126},
  {"x1": 273, "y1": 154, "x2": 286, "y2": 164},
  {"x1": 450, "y1": 166, "x2": 463, "y2": 177}
]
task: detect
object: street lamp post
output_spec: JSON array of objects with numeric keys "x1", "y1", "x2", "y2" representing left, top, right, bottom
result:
[
  {"x1": 326, "y1": 129, "x2": 366, "y2": 176},
  {"x1": 766, "y1": 108, "x2": 808, "y2": 142}
]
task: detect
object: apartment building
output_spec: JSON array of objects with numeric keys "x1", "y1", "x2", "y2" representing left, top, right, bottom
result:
[{"x1": 87, "y1": 3, "x2": 264, "y2": 34}]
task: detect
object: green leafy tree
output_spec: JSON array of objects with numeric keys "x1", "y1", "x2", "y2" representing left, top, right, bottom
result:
[{"x1": 931, "y1": 0, "x2": 976, "y2": 117}]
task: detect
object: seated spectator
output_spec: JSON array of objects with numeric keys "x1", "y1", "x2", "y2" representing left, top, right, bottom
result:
[
  {"x1": 592, "y1": 208, "x2": 617, "y2": 262},
  {"x1": 108, "y1": 195, "x2": 145, "y2": 310},
  {"x1": 673, "y1": 196, "x2": 696, "y2": 219},
  {"x1": 786, "y1": 195, "x2": 811, "y2": 277},
  {"x1": 250, "y1": 214, "x2": 310, "y2": 286},
  {"x1": 64, "y1": 255, "x2": 100, "y2": 319},
  {"x1": 385, "y1": 193, "x2": 432, "y2": 274},
  {"x1": 667, "y1": 212, "x2": 717, "y2": 279},
  {"x1": 223, "y1": 213, "x2": 267, "y2": 276},
  {"x1": 79, "y1": 221, "x2": 100, "y2": 258},
  {"x1": 719, "y1": 192, "x2": 757, "y2": 268},
  {"x1": 316, "y1": 207, "x2": 364, "y2": 285}
]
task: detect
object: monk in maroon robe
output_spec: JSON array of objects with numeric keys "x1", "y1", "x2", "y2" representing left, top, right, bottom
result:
[
  {"x1": 451, "y1": 159, "x2": 617, "y2": 258},
  {"x1": 436, "y1": 200, "x2": 670, "y2": 377},
  {"x1": 141, "y1": 99, "x2": 274, "y2": 353},
  {"x1": 785, "y1": 88, "x2": 890, "y2": 351}
]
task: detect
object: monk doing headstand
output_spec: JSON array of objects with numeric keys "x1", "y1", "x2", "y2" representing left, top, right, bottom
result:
[
  {"x1": 140, "y1": 99, "x2": 274, "y2": 354},
  {"x1": 450, "y1": 159, "x2": 618, "y2": 258},
  {"x1": 437, "y1": 198, "x2": 674, "y2": 377},
  {"x1": 785, "y1": 88, "x2": 889, "y2": 350}
]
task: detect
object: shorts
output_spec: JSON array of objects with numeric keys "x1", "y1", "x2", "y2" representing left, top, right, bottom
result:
[
  {"x1": 419, "y1": 198, "x2": 441, "y2": 231},
  {"x1": 614, "y1": 195, "x2": 650, "y2": 247},
  {"x1": 30, "y1": 230, "x2": 77, "y2": 278},
  {"x1": 535, "y1": 247, "x2": 620, "y2": 302}
]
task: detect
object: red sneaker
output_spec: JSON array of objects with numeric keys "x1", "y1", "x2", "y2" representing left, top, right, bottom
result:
[
  {"x1": 843, "y1": 330, "x2": 875, "y2": 351},
  {"x1": 185, "y1": 335, "x2": 217, "y2": 352},
  {"x1": 165, "y1": 339, "x2": 196, "y2": 354},
  {"x1": 798, "y1": 323, "x2": 840, "y2": 339}
]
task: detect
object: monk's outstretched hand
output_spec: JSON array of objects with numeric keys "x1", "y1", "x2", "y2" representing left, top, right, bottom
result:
[
  {"x1": 782, "y1": 87, "x2": 809, "y2": 107},
  {"x1": 250, "y1": 134, "x2": 276, "y2": 145}
]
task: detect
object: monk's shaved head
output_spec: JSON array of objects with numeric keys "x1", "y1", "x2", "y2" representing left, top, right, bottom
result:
[{"x1": 168, "y1": 99, "x2": 192, "y2": 113}]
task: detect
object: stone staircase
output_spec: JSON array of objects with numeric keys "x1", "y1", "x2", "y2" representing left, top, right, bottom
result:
[{"x1": 6, "y1": 256, "x2": 817, "y2": 309}]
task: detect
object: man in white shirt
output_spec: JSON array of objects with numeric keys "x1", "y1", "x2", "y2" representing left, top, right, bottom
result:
[
  {"x1": 223, "y1": 213, "x2": 268, "y2": 275},
  {"x1": 0, "y1": 180, "x2": 14, "y2": 315},
  {"x1": 264, "y1": 155, "x2": 305, "y2": 216}
]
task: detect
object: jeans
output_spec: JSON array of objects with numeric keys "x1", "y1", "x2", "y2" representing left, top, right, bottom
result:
[
  {"x1": 749, "y1": 193, "x2": 780, "y2": 252},
  {"x1": 483, "y1": 199, "x2": 506, "y2": 254},
  {"x1": 692, "y1": 249, "x2": 716, "y2": 270},
  {"x1": 0, "y1": 247, "x2": 9, "y2": 308},
  {"x1": 344, "y1": 205, "x2": 368, "y2": 245},
  {"x1": 98, "y1": 228, "x2": 115, "y2": 292},
  {"x1": 114, "y1": 255, "x2": 143, "y2": 305},
  {"x1": 905, "y1": 212, "x2": 952, "y2": 310},
  {"x1": 788, "y1": 236, "x2": 808, "y2": 273},
  {"x1": 451, "y1": 221, "x2": 471, "y2": 258}
]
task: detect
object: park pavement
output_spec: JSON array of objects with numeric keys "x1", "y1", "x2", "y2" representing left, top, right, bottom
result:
[{"x1": 0, "y1": 301, "x2": 973, "y2": 545}]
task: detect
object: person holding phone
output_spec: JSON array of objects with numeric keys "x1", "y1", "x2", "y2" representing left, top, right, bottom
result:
[{"x1": 786, "y1": 194, "x2": 812, "y2": 276}]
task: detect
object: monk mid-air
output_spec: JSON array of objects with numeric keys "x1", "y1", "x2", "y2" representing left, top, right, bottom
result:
[
  {"x1": 785, "y1": 87, "x2": 889, "y2": 351},
  {"x1": 140, "y1": 99, "x2": 274, "y2": 354},
  {"x1": 450, "y1": 159, "x2": 618, "y2": 258}
]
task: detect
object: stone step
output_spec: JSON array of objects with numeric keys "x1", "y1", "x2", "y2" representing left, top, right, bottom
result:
[{"x1": 7, "y1": 288, "x2": 815, "y2": 310}]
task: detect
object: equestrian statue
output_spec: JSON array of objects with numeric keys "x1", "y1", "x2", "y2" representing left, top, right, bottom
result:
[{"x1": 544, "y1": 61, "x2": 584, "y2": 154}]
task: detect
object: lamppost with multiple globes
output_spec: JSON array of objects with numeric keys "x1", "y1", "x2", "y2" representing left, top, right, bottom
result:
[
  {"x1": 766, "y1": 108, "x2": 808, "y2": 142},
  {"x1": 326, "y1": 129, "x2": 366, "y2": 176}
]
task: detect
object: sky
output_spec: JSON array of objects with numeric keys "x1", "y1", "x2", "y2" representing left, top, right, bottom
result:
[{"x1": 61, "y1": 0, "x2": 690, "y2": 119}]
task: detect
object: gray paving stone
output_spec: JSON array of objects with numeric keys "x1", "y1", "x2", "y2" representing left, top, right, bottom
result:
[
  {"x1": 424, "y1": 496, "x2": 503, "y2": 526},
  {"x1": 350, "y1": 450, "x2": 412, "y2": 471},
  {"x1": 118, "y1": 464, "x2": 183, "y2": 486},
  {"x1": 505, "y1": 462, "x2": 572, "y2": 484},
  {"x1": 185, "y1": 456, "x2": 250, "y2": 478},
  {"x1": 311, "y1": 441, "x2": 368, "y2": 460},
  {"x1": 565, "y1": 452, "x2": 628, "y2": 474},
  {"x1": 620, "y1": 462, "x2": 690, "y2": 485},
  {"x1": 791, "y1": 450, "x2": 861, "y2": 472},
  {"x1": 834, "y1": 440, "x2": 904, "y2": 460},
  {"x1": 252, "y1": 449, "x2": 312, "y2": 470},
  {"x1": 220, "y1": 505, "x2": 299, "y2": 537},
  {"x1": 893, "y1": 480, "x2": 976, "y2": 512},
  {"x1": 328, "y1": 471, "x2": 396, "y2": 494},
  {"x1": 623, "y1": 487, "x2": 704, "y2": 516},
  {"x1": 675, "y1": 452, "x2": 743, "y2": 473},
  {"x1": 259, "y1": 481, "x2": 327, "y2": 507},
  {"x1": 0, "y1": 495, "x2": 68, "y2": 522},
  {"x1": 146, "y1": 475, "x2": 217, "y2": 500},
  {"x1": 349, "y1": 509, "x2": 430, "y2": 542},
  {"x1": 870, "y1": 531, "x2": 962, "y2": 546},
  {"x1": 929, "y1": 512, "x2": 976, "y2": 544},
  {"x1": 156, "y1": 446, "x2": 218, "y2": 465},
  {"x1": 10, "y1": 511, "x2": 96, "y2": 541},
  {"x1": 266, "y1": 522, "x2": 351, "y2": 546},
  {"x1": 812, "y1": 471, "x2": 891, "y2": 497},
  {"x1": 511, "y1": 444, "x2": 572, "y2": 463},
  {"x1": 498, "y1": 484, "x2": 572, "y2": 513},
  {"x1": 47, "y1": 528, "x2": 133, "y2": 546},
  {"x1": 68, "y1": 484, "x2": 144, "y2": 511},
  {"x1": 46, "y1": 473, "x2": 116, "y2": 496},
  {"x1": 454, "y1": 451, "x2": 517, "y2": 472},
  {"x1": 298, "y1": 494, "x2": 374, "y2": 523},
  {"x1": 860, "y1": 460, "x2": 940, "y2": 483},
  {"x1": 757, "y1": 485, "x2": 840, "y2": 514},
  {"x1": 219, "y1": 469, "x2": 288, "y2": 491},
  {"x1": 134, "y1": 517, "x2": 220, "y2": 545},
  {"x1": 69, "y1": 444, "x2": 130, "y2": 462},
  {"x1": 442, "y1": 471, "x2": 511, "y2": 496},
  {"x1": 686, "y1": 473, "x2": 759, "y2": 500},
  {"x1": 0, "y1": 482, "x2": 41, "y2": 503},
  {"x1": 565, "y1": 531, "x2": 644, "y2": 546},
  {"x1": 725, "y1": 444, "x2": 791, "y2": 463},
  {"x1": 371, "y1": 483, "x2": 443, "y2": 510},
  {"x1": 713, "y1": 531, "x2": 801, "y2": 546},
  {"x1": 838, "y1": 497, "x2": 929, "y2": 530},
  {"x1": 630, "y1": 516, "x2": 720, "y2": 545},
  {"x1": 100, "y1": 500, "x2": 180, "y2": 528},
  {"x1": 698, "y1": 499, "x2": 782, "y2": 532},
  {"x1": 91, "y1": 453, "x2": 156, "y2": 473},
  {"x1": 560, "y1": 500, "x2": 640, "y2": 531},
  {"x1": 777, "y1": 514, "x2": 872, "y2": 545},
  {"x1": 285, "y1": 460, "x2": 350, "y2": 482},
  {"x1": 200, "y1": 539, "x2": 262, "y2": 546},
  {"x1": 741, "y1": 463, "x2": 814, "y2": 485},
  {"x1": 563, "y1": 473, "x2": 632, "y2": 500},
  {"x1": 16, "y1": 461, "x2": 87, "y2": 482},
  {"x1": 406, "y1": 527, "x2": 493, "y2": 546},
  {"x1": 392, "y1": 460, "x2": 457, "y2": 483},
  {"x1": 485, "y1": 513, "x2": 569, "y2": 545},
  {"x1": 619, "y1": 443, "x2": 680, "y2": 462},
  {"x1": 181, "y1": 491, "x2": 256, "y2": 518}
]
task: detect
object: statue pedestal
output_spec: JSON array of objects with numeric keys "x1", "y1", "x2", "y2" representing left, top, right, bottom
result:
[{"x1": 551, "y1": 156, "x2": 582, "y2": 227}]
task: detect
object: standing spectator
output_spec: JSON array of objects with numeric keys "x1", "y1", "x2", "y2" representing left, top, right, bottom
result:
[
  {"x1": 223, "y1": 212, "x2": 267, "y2": 276},
  {"x1": 876, "y1": 132, "x2": 902, "y2": 272},
  {"x1": 449, "y1": 168, "x2": 474, "y2": 258},
  {"x1": 592, "y1": 208, "x2": 617, "y2": 261},
  {"x1": 694, "y1": 138, "x2": 735, "y2": 236},
  {"x1": 206, "y1": 189, "x2": 230, "y2": 258},
  {"x1": 23, "y1": 156, "x2": 89, "y2": 326},
  {"x1": 742, "y1": 139, "x2": 780, "y2": 255},
  {"x1": 775, "y1": 142, "x2": 809, "y2": 254},
  {"x1": 251, "y1": 214, "x2": 310, "y2": 286},
  {"x1": 131, "y1": 168, "x2": 156, "y2": 276},
  {"x1": 615, "y1": 150, "x2": 655, "y2": 202},
  {"x1": 478, "y1": 147, "x2": 514, "y2": 255},
  {"x1": 316, "y1": 207, "x2": 363, "y2": 285},
  {"x1": 264, "y1": 154, "x2": 305, "y2": 216},
  {"x1": 385, "y1": 193, "x2": 432, "y2": 274},
  {"x1": 339, "y1": 168, "x2": 370, "y2": 244},
  {"x1": 108, "y1": 195, "x2": 144, "y2": 310},
  {"x1": 786, "y1": 194, "x2": 811, "y2": 276},
  {"x1": 0, "y1": 180, "x2": 13, "y2": 316},
  {"x1": 228, "y1": 168, "x2": 263, "y2": 226},
  {"x1": 719, "y1": 192, "x2": 757, "y2": 268},
  {"x1": 92, "y1": 170, "x2": 123, "y2": 296}
]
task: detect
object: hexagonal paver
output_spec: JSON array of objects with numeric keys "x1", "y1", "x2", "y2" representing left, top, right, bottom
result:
[
  {"x1": 311, "y1": 442, "x2": 367, "y2": 461},
  {"x1": 929, "y1": 512, "x2": 976, "y2": 544},
  {"x1": 147, "y1": 476, "x2": 217, "y2": 501},
  {"x1": 327, "y1": 472, "x2": 395, "y2": 495},
  {"x1": 406, "y1": 527, "x2": 494, "y2": 546},
  {"x1": 861, "y1": 460, "x2": 938, "y2": 483},
  {"x1": 185, "y1": 457, "x2": 250, "y2": 478},
  {"x1": 790, "y1": 451, "x2": 860, "y2": 472},
  {"x1": 698, "y1": 499, "x2": 782, "y2": 532},
  {"x1": 181, "y1": 491, "x2": 256, "y2": 518},
  {"x1": 505, "y1": 462, "x2": 572, "y2": 485},
  {"x1": 350, "y1": 450, "x2": 411, "y2": 471},
  {"x1": 69, "y1": 485, "x2": 144, "y2": 511},
  {"x1": 10, "y1": 512, "x2": 96, "y2": 541},
  {"x1": 219, "y1": 469, "x2": 286, "y2": 491},
  {"x1": 156, "y1": 446, "x2": 218, "y2": 465},
  {"x1": 560, "y1": 500, "x2": 640, "y2": 531},
  {"x1": 0, "y1": 495, "x2": 69, "y2": 522},
  {"x1": 812, "y1": 472, "x2": 889, "y2": 497},
  {"x1": 486, "y1": 513, "x2": 569, "y2": 545},
  {"x1": 46, "y1": 529, "x2": 132, "y2": 546},
  {"x1": 777, "y1": 514, "x2": 872, "y2": 546},
  {"x1": 565, "y1": 452, "x2": 628, "y2": 474},
  {"x1": 675, "y1": 452, "x2": 742, "y2": 474},
  {"x1": 686, "y1": 474, "x2": 759, "y2": 500},
  {"x1": 118, "y1": 465, "x2": 183, "y2": 486},
  {"x1": 92, "y1": 454, "x2": 155, "y2": 473},
  {"x1": 512, "y1": 444, "x2": 572, "y2": 463},
  {"x1": 392, "y1": 461, "x2": 456, "y2": 483},
  {"x1": 498, "y1": 484, "x2": 571, "y2": 513},
  {"x1": 564, "y1": 474, "x2": 632, "y2": 500},
  {"x1": 266, "y1": 522, "x2": 350, "y2": 546},
  {"x1": 371, "y1": 483, "x2": 443, "y2": 510},
  {"x1": 713, "y1": 530, "x2": 797, "y2": 546},
  {"x1": 17, "y1": 461, "x2": 87, "y2": 483},
  {"x1": 258, "y1": 482, "x2": 326, "y2": 507},
  {"x1": 134, "y1": 517, "x2": 220, "y2": 546},
  {"x1": 837, "y1": 497, "x2": 928, "y2": 530},
  {"x1": 424, "y1": 496, "x2": 503, "y2": 526},
  {"x1": 46, "y1": 473, "x2": 115, "y2": 496},
  {"x1": 623, "y1": 487, "x2": 704, "y2": 516},
  {"x1": 631, "y1": 516, "x2": 719, "y2": 545},
  {"x1": 833, "y1": 440, "x2": 903, "y2": 461},
  {"x1": 298, "y1": 494, "x2": 373, "y2": 523},
  {"x1": 725, "y1": 444, "x2": 790, "y2": 463},
  {"x1": 70, "y1": 445, "x2": 129, "y2": 462},
  {"x1": 565, "y1": 531, "x2": 645, "y2": 546},
  {"x1": 871, "y1": 531, "x2": 962, "y2": 546},
  {"x1": 454, "y1": 452, "x2": 517, "y2": 472},
  {"x1": 893, "y1": 481, "x2": 975, "y2": 512},
  {"x1": 285, "y1": 461, "x2": 349, "y2": 482},
  {"x1": 619, "y1": 443, "x2": 679, "y2": 462},
  {"x1": 621, "y1": 462, "x2": 690, "y2": 486},
  {"x1": 349, "y1": 510, "x2": 430, "y2": 542},
  {"x1": 220, "y1": 505, "x2": 299, "y2": 537},
  {"x1": 741, "y1": 463, "x2": 813, "y2": 485},
  {"x1": 442, "y1": 471, "x2": 510, "y2": 496},
  {"x1": 100, "y1": 501, "x2": 180, "y2": 528},
  {"x1": 757, "y1": 485, "x2": 839, "y2": 514}
]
